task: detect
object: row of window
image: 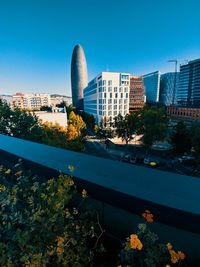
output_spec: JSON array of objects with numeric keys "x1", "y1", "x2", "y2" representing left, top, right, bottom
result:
[
  {"x1": 99, "y1": 110, "x2": 127, "y2": 116},
  {"x1": 98, "y1": 104, "x2": 128, "y2": 111},
  {"x1": 98, "y1": 86, "x2": 129, "y2": 93},
  {"x1": 98, "y1": 93, "x2": 129, "y2": 99}
]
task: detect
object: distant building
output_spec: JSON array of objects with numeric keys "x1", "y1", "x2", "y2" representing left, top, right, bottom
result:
[
  {"x1": 71, "y1": 44, "x2": 88, "y2": 110},
  {"x1": 177, "y1": 58, "x2": 200, "y2": 107},
  {"x1": 160, "y1": 72, "x2": 179, "y2": 106},
  {"x1": 129, "y1": 76, "x2": 145, "y2": 112},
  {"x1": 50, "y1": 95, "x2": 72, "y2": 107},
  {"x1": 12, "y1": 93, "x2": 51, "y2": 109},
  {"x1": 142, "y1": 71, "x2": 161, "y2": 103},
  {"x1": 0, "y1": 95, "x2": 13, "y2": 105},
  {"x1": 84, "y1": 72, "x2": 130, "y2": 124},
  {"x1": 167, "y1": 106, "x2": 200, "y2": 122}
]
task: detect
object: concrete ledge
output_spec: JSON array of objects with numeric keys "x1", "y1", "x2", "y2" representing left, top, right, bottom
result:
[{"x1": 0, "y1": 134, "x2": 200, "y2": 235}]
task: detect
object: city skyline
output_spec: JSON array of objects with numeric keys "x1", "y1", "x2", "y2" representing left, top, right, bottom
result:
[{"x1": 0, "y1": 0, "x2": 200, "y2": 95}]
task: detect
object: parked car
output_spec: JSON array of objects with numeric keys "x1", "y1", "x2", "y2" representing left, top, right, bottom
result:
[
  {"x1": 130, "y1": 156, "x2": 137, "y2": 164},
  {"x1": 122, "y1": 153, "x2": 131, "y2": 162},
  {"x1": 143, "y1": 157, "x2": 150, "y2": 164}
]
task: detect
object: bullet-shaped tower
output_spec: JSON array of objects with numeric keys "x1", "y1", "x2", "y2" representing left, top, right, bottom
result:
[{"x1": 71, "y1": 44, "x2": 88, "y2": 110}]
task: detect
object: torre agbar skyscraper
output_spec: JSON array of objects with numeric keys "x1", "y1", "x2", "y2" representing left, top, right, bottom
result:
[{"x1": 71, "y1": 44, "x2": 88, "y2": 110}]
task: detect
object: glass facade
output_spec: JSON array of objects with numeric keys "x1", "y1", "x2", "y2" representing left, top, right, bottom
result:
[
  {"x1": 177, "y1": 59, "x2": 200, "y2": 107},
  {"x1": 160, "y1": 72, "x2": 179, "y2": 106},
  {"x1": 142, "y1": 71, "x2": 161, "y2": 103}
]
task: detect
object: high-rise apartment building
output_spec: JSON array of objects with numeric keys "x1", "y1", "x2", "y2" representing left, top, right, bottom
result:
[
  {"x1": 142, "y1": 71, "x2": 161, "y2": 103},
  {"x1": 177, "y1": 59, "x2": 200, "y2": 107},
  {"x1": 160, "y1": 72, "x2": 179, "y2": 106},
  {"x1": 129, "y1": 76, "x2": 145, "y2": 112},
  {"x1": 84, "y1": 72, "x2": 130, "y2": 124},
  {"x1": 12, "y1": 93, "x2": 51, "y2": 109}
]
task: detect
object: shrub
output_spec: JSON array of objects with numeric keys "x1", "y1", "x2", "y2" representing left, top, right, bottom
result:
[
  {"x1": 118, "y1": 210, "x2": 186, "y2": 267},
  {"x1": 0, "y1": 161, "x2": 104, "y2": 266}
]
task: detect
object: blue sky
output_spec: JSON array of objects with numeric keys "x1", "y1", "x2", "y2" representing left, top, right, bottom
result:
[{"x1": 0, "y1": 0, "x2": 200, "y2": 96}]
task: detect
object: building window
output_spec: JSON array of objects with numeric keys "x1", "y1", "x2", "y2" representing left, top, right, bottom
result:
[{"x1": 108, "y1": 80, "x2": 112, "y2": 86}]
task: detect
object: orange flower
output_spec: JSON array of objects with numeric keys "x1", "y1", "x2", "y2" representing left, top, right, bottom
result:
[
  {"x1": 170, "y1": 250, "x2": 179, "y2": 264},
  {"x1": 142, "y1": 210, "x2": 153, "y2": 223},
  {"x1": 15, "y1": 170, "x2": 22, "y2": 176},
  {"x1": 130, "y1": 234, "x2": 143, "y2": 250},
  {"x1": 177, "y1": 251, "x2": 186, "y2": 260}
]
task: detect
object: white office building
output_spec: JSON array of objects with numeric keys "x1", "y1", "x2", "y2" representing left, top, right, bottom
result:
[{"x1": 84, "y1": 72, "x2": 130, "y2": 124}]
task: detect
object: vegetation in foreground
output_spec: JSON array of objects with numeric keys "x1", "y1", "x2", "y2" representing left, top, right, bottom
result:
[{"x1": 0, "y1": 161, "x2": 188, "y2": 267}]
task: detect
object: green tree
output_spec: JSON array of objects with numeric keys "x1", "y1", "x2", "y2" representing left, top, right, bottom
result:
[
  {"x1": 0, "y1": 99, "x2": 44, "y2": 142},
  {"x1": 0, "y1": 100, "x2": 85, "y2": 151},
  {"x1": 190, "y1": 122, "x2": 200, "y2": 160},
  {"x1": 114, "y1": 113, "x2": 139, "y2": 145},
  {"x1": 171, "y1": 121, "x2": 192, "y2": 155},
  {"x1": 139, "y1": 106, "x2": 169, "y2": 151}
]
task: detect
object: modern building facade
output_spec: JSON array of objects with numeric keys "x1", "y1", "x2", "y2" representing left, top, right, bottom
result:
[
  {"x1": 84, "y1": 72, "x2": 130, "y2": 124},
  {"x1": 71, "y1": 44, "x2": 88, "y2": 110},
  {"x1": 12, "y1": 93, "x2": 51, "y2": 109},
  {"x1": 142, "y1": 71, "x2": 161, "y2": 103},
  {"x1": 129, "y1": 76, "x2": 145, "y2": 112},
  {"x1": 177, "y1": 59, "x2": 200, "y2": 107},
  {"x1": 160, "y1": 72, "x2": 179, "y2": 106}
]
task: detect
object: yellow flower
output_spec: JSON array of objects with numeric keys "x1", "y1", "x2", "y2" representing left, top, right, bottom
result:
[
  {"x1": 130, "y1": 234, "x2": 143, "y2": 250},
  {"x1": 68, "y1": 164, "x2": 75, "y2": 173},
  {"x1": 5, "y1": 169, "x2": 11, "y2": 174},
  {"x1": 0, "y1": 184, "x2": 6, "y2": 192},
  {"x1": 166, "y1": 265, "x2": 170, "y2": 267},
  {"x1": 82, "y1": 189, "x2": 87, "y2": 199},
  {"x1": 167, "y1": 242, "x2": 173, "y2": 250},
  {"x1": 57, "y1": 186, "x2": 64, "y2": 193}
]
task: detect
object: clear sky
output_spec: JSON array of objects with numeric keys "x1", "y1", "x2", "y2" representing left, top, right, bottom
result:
[{"x1": 0, "y1": 0, "x2": 200, "y2": 96}]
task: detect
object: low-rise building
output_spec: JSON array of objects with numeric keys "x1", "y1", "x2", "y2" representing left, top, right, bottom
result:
[{"x1": 167, "y1": 105, "x2": 200, "y2": 122}]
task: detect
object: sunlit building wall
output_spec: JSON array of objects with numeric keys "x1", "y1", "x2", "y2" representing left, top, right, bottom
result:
[{"x1": 84, "y1": 72, "x2": 130, "y2": 124}]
